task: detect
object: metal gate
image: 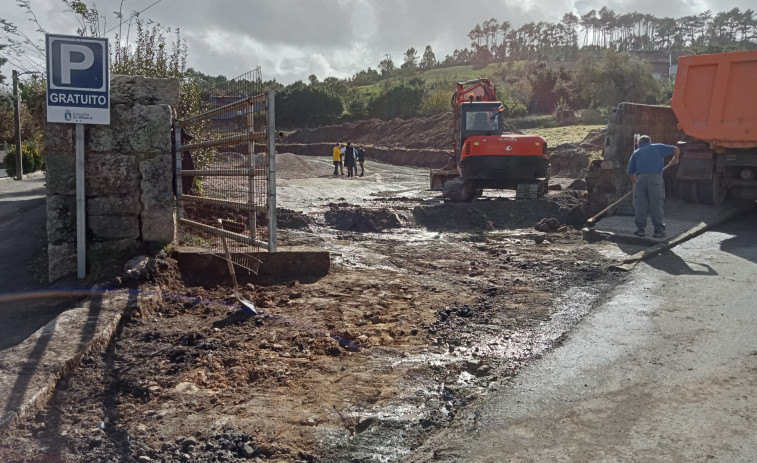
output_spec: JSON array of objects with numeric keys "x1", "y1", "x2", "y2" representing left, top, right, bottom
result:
[{"x1": 174, "y1": 70, "x2": 276, "y2": 273}]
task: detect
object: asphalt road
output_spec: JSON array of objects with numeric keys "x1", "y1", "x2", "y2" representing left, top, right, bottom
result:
[
  {"x1": 406, "y1": 210, "x2": 757, "y2": 462},
  {"x1": 0, "y1": 176, "x2": 79, "y2": 350}
]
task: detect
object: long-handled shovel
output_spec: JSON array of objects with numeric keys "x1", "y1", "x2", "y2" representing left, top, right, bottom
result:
[
  {"x1": 586, "y1": 162, "x2": 675, "y2": 226},
  {"x1": 218, "y1": 220, "x2": 257, "y2": 314}
]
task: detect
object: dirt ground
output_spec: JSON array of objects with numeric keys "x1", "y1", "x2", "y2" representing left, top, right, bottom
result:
[{"x1": 0, "y1": 119, "x2": 625, "y2": 462}]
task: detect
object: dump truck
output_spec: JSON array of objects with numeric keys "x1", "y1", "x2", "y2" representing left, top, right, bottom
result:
[
  {"x1": 672, "y1": 50, "x2": 757, "y2": 205},
  {"x1": 430, "y1": 79, "x2": 550, "y2": 201}
]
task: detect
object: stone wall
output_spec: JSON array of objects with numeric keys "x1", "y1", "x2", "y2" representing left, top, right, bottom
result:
[{"x1": 46, "y1": 76, "x2": 180, "y2": 281}]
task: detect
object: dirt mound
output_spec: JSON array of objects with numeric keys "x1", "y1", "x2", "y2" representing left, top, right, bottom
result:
[
  {"x1": 549, "y1": 143, "x2": 590, "y2": 177},
  {"x1": 579, "y1": 127, "x2": 607, "y2": 151},
  {"x1": 283, "y1": 113, "x2": 520, "y2": 151},
  {"x1": 253, "y1": 152, "x2": 317, "y2": 179},
  {"x1": 324, "y1": 203, "x2": 402, "y2": 232},
  {"x1": 413, "y1": 190, "x2": 588, "y2": 231},
  {"x1": 277, "y1": 208, "x2": 313, "y2": 229}
]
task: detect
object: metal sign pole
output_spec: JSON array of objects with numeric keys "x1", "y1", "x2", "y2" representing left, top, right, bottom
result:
[
  {"x1": 76, "y1": 123, "x2": 86, "y2": 279},
  {"x1": 266, "y1": 90, "x2": 277, "y2": 252},
  {"x1": 46, "y1": 34, "x2": 109, "y2": 280},
  {"x1": 13, "y1": 70, "x2": 23, "y2": 181}
]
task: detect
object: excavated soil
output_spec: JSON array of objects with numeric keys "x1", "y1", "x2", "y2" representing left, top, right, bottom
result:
[
  {"x1": 283, "y1": 113, "x2": 520, "y2": 151},
  {"x1": 1, "y1": 118, "x2": 624, "y2": 463}
]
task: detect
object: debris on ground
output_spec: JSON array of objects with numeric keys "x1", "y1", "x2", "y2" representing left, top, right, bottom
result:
[
  {"x1": 324, "y1": 203, "x2": 402, "y2": 232},
  {"x1": 0, "y1": 119, "x2": 620, "y2": 463},
  {"x1": 549, "y1": 143, "x2": 590, "y2": 177},
  {"x1": 535, "y1": 217, "x2": 562, "y2": 232}
]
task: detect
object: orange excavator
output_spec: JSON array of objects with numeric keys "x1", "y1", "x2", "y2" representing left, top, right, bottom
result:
[{"x1": 430, "y1": 79, "x2": 550, "y2": 201}]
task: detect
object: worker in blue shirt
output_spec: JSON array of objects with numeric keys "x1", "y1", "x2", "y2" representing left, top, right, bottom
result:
[{"x1": 627, "y1": 135, "x2": 680, "y2": 238}]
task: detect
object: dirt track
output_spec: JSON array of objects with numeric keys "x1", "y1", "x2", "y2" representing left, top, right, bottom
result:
[{"x1": 0, "y1": 125, "x2": 625, "y2": 462}]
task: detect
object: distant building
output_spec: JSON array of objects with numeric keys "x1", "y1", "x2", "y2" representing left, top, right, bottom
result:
[{"x1": 630, "y1": 50, "x2": 691, "y2": 80}]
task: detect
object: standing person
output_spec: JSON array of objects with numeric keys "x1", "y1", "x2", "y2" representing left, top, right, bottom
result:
[
  {"x1": 357, "y1": 145, "x2": 366, "y2": 177},
  {"x1": 627, "y1": 135, "x2": 679, "y2": 238},
  {"x1": 332, "y1": 143, "x2": 342, "y2": 177},
  {"x1": 339, "y1": 143, "x2": 346, "y2": 175},
  {"x1": 344, "y1": 142, "x2": 356, "y2": 177}
]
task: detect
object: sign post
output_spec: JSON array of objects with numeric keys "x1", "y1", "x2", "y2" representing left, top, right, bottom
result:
[{"x1": 46, "y1": 34, "x2": 109, "y2": 279}]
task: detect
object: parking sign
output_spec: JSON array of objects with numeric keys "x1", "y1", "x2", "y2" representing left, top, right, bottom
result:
[{"x1": 46, "y1": 34, "x2": 109, "y2": 125}]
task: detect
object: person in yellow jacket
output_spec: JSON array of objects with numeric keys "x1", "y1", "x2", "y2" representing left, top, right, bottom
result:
[{"x1": 332, "y1": 143, "x2": 343, "y2": 176}]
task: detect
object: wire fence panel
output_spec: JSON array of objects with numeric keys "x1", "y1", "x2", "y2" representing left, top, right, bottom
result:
[{"x1": 174, "y1": 68, "x2": 276, "y2": 274}]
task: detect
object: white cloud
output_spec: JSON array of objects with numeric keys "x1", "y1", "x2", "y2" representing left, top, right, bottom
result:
[{"x1": 2, "y1": 0, "x2": 756, "y2": 87}]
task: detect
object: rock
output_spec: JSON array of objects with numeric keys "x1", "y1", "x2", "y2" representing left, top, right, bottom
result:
[
  {"x1": 173, "y1": 382, "x2": 200, "y2": 394},
  {"x1": 137, "y1": 456, "x2": 152, "y2": 462},
  {"x1": 123, "y1": 256, "x2": 154, "y2": 283},
  {"x1": 475, "y1": 364, "x2": 493, "y2": 377},
  {"x1": 466, "y1": 360, "x2": 482, "y2": 374},
  {"x1": 240, "y1": 444, "x2": 257, "y2": 458},
  {"x1": 535, "y1": 217, "x2": 561, "y2": 232},
  {"x1": 567, "y1": 179, "x2": 588, "y2": 191}
]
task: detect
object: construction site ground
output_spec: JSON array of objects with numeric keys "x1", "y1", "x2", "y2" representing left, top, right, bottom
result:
[{"x1": 1, "y1": 120, "x2": 741, "y2": 462}]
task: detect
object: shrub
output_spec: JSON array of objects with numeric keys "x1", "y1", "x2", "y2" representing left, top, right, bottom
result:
[{"x1": 3, "y1": 142, "x2": 43, "y2": 177}]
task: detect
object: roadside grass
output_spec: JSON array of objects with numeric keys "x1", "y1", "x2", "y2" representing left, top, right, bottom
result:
[{"x1": 523, "y1": 124, "x2": 606, "y2": 146}]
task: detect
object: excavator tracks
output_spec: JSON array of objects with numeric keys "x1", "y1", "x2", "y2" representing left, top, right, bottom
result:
[{"x1": 442, "y1": 177, "x2": 479, "y2": 202}]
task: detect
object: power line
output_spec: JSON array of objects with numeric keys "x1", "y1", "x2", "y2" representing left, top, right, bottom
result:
[
  {"x1": 104, "y1": 0, "x2": 166, "y2": 36},
  {"x1": 4, "y1": 56, "x2": 35, "y2": 75}
]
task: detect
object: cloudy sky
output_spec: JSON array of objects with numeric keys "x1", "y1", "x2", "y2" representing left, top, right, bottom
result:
[{"x1": 1, "y1": 0, "x2": 754, "y2": 86}]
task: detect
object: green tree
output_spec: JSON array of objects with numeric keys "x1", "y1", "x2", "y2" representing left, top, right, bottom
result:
[
  {"x1": 378, "y1": 56, "x2": 395, "y2": 77},
  {"x1": 419, "y1": 45, "x2": 436, "y2": 69},
  {"x1": 401, "y1": 47, "x2": 418, "y2": 73},
  {"x1": 367, "y1": 78, "x2": 429, "y2": 120},
  {"x1": 0, "y1": 44, "x2": 7, "y2": 84},
  {"x1": 276, "y1": 81, "x2": 343, "y2": 128},
  {"x1": 574, "y1": 50, "x2": 660, "y2": 108}
]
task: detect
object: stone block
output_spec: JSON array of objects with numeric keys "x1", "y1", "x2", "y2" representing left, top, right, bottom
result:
[
  {"x1": 45, "y1": 151, "x2": 76, "y2": 195},
  {"x1": 139, "y1": 155, "x2": 175, "y2": 243},
  {"x1": 110, "y1": 75, "x2": 180, "y2": 107},
  {"x1": 89, "y1": 215, "x2": 140, "y2": 240},
  {"x1": 139, "y1": 155, "x2": 174, "y2": 210},
  {"x1": 88, "y1": 195, "x2": 141, "y2": 216},
  {"x1": 84, "y1": 153, "x2": 139, "y2": 197},
  {"x1": 44, "y1": 123, "x2": 74, "y2": 153},
  {"x1": 46, "y1": 195, "x2": 76, "y2": 245},
  {"x1": 48, "y1": 242, "x2": 76, "y2": 282},
  {"x1": 141, "y1": 210, "x2": 175, "y2": 245},
  {"x1": 88, "y1": 104, "x2": 172, "y2": 155},
  {"x1": 90, "y1": 239, "x2": 140, "y2": 256}
]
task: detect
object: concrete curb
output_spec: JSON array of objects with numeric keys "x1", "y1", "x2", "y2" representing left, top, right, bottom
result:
[
  {"x1": 604, "y1": 202, "x2": 755, "y2": 271},
  {"x1": 0, "y1": 287, "x2": 158, "y2": 433},
  {"x1": 0, "y1": 171, "x2": 46, "y2": 182}
]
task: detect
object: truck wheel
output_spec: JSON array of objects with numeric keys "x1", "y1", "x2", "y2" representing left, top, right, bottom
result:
[
  {"x1": 679, "y1": 180, "x2": 699, "y2": 204},
  {"x1": 697, "y1": 172, "x2": 728, "y2": 206}
]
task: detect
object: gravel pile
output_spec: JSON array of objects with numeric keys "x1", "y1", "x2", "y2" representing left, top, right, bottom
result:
[{"x1": 254, "y1": 152, "x2": 318, "y2": 179}]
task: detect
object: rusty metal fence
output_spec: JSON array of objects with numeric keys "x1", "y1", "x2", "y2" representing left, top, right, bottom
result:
[{"x1": 174, "y1": 69, "x2": 277, "y2": 273}]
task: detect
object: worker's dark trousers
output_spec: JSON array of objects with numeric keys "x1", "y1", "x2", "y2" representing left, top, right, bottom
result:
[
  {"x1": 633, "y1": 173, "x2": 665, "y2": 232},
  {"x1": 333, "y1": 161, "x2": 340, "y2": 176}
]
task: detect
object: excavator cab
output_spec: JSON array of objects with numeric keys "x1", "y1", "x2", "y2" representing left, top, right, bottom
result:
[{"x1": 460, "y1": 103, "x2": 503, "y2": 138}]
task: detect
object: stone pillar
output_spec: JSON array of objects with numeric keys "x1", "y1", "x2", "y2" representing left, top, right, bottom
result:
[{"x1": 46, "y1": 76, "x2": 180, "y2": 282}]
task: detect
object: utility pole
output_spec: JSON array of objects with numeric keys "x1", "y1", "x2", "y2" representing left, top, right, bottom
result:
[{"x1": 12, "y1": 69, "x2": 23, "y2": 180}]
